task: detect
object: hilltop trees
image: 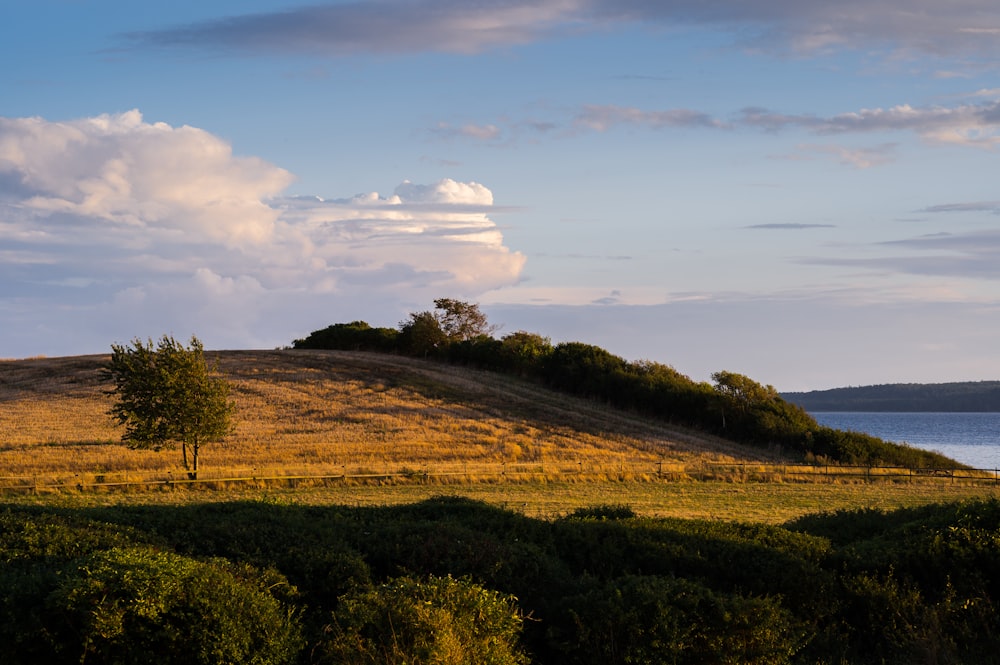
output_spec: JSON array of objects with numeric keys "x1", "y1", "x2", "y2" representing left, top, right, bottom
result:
[
  {"x1": 399, "y1": 298, "x2": 497, "y2": 356},
  {"x1": 290, "y1": 299, "x2": 962, "y2": 469},
  {"x1": 432, "y1": 297, "x2": 498, "y2": 341},
  {"x1": 105, "y1": 335, "x2": 234, "y2": 479}
]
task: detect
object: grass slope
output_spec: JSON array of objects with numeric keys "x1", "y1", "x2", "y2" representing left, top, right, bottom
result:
[{"x1": 1, "y1": 349, "x2": 777, "y2": 479}]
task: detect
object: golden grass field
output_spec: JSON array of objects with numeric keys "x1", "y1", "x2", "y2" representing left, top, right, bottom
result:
[
  {"x1": 2, "y1": 349, "x2": 997, "y2": 521},
  {"x1": 0, "y1": 350, "x2": 773, "y2": 477}
]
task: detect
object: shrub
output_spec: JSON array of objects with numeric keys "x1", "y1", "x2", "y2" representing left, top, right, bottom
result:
[
  {"x1": 317, "y1": 574, "x2": 528, "y2": 665},
  {"x1": 550, "y1": 574, "x2": 803, "y2": 665},
  {"x1": 44, "y1": 547, "x2": 303, "y2": 665}
]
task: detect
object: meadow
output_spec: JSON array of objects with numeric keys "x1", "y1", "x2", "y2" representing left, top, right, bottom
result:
[
  {"x1": 0, "y1": 349, "x2": 775, "y2": 476},
  {"x1": 2, "y1": 349, "x2": 996, "y2": 521}
]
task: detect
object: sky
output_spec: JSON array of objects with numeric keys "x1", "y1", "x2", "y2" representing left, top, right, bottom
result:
[{"x1": 2, "y1": 0, "x2": 1000, "y2": 391}]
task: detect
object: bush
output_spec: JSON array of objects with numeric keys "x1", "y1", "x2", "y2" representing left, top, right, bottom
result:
[
  {"x1": 550, "y1": 575, "x2": 803, "y2": 665},
  {"x1": 317, "y1": 574, "x2": 528, "y2": 665},
  {"x1": 43, "y1": 547, "x2": 303, "y2": 665}
]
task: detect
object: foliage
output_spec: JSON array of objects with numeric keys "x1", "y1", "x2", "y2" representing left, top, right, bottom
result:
[
  {"x1": 550, "y1": 575, "x2": 803, "y2": 665},
  {"x1": 49, "y1": 547, "x2": 303, "y2": 665},
  {"x1": 291, "y1": 320, "x2": 399, "y2": 352},
  {"x1": 317, "y1": 574, "x2": 528, "y2": 665},
  {"x1": 399, "y1": 310, "x2": 450, "y2": 357},
  {"x1": 0, "y1": 511, "x2": 302, "y2": 665},
  {"x1": 105, "y1": 335, "x2": 234, "y2": 476},
  {"x1": 6, "y1": 497, "x2": 1000, "y2": 663},
  {"x1": 432, "y1": 297, "x2": 498, "y2": 342}
]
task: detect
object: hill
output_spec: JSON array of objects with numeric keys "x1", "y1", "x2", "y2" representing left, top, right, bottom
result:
[
  {"x1": 0, "y1": 350, "x2": 772, "y2": 479},
  {"x1": 782, "y1": 381, "x2": 1000, "y2": 412}
]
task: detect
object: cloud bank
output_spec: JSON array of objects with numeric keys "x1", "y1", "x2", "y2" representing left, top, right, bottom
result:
[
  {"x1": 0, "y1": 111, "x2": 525, "y2": 355},
  {"x1": 125, "y1": 0, "x2": 1000, "y2": 58}
]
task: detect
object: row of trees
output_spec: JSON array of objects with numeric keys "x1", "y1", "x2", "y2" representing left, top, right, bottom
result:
[{"x1": 293, "y1": 299, "x2": 960, "y2": 468}]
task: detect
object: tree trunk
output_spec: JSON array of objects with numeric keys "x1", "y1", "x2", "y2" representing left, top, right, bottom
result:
[
  {"x1": 189, "y1": 441, "x2": 199, "y2": 481},
  {"x1": 181, "y1": 442, "x2": 189, "y2": 470}
]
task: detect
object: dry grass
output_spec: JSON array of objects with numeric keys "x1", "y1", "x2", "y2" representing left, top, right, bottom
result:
[
  {"x1": 1, "y1": 350, "x2": 768, "y2": 481},
  {"x1": 8, "y1": 481, "x2": 999, "y2": 525}
]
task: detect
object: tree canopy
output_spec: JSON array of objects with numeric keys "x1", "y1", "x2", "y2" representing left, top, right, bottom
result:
[{"x1": 104, "y1": 335, "x2": 233, "y2": 478}]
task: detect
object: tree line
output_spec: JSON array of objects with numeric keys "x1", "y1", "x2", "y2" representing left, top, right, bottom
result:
[
  {"x1": 783, "y1": 381, "x2": 1000, "y2": 412},
  {"x1": 292, "y1": 299, "x2": 961, "y2": 469}
]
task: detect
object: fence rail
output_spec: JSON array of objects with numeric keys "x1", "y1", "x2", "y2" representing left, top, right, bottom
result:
[{"x1": 1, "y1": 460, "x2": 999, "y2": 494}]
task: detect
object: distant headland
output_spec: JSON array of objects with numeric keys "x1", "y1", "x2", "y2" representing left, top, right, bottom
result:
[{"x1": 782, "y1": 381, "x2": 1000, "y2": 412}]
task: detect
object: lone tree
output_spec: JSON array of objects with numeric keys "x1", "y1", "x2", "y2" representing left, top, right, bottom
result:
[
  {"x1": 432, "y1": 297, "x2": 497, "y2": 342},
  {"x1": 105, "y1": 335, "x2": 234, "y2": 479}
]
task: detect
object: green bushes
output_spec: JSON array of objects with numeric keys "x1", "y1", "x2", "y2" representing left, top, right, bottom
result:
[
  {"x1": 48, "y1": 547, "x2": 303, "y2": 665},
  {"x1": 551, "y1": 575, "x2": 803, "y2": 665},
  {"x1": 317, "y1": 575, "x2": 527, "y2": 665},
  {"x1": 10, "y1": 497, "x2": 1000, "y2": 663},
  {"x1": 0, "y1": 512, "x2": 303, "y2": 665}
]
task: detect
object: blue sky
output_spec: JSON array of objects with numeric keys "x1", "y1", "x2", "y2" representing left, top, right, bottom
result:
[{"x1": 3, "y1": 0, "x2": 1000, "y2": 390}]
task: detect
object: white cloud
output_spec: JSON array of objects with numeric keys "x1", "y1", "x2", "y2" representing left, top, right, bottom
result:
[
  {"x1": 0, "y1": 111, "x2": 526, "y2": 356},
  {"x1": 0, "y1": 110, "x2": 292, "y2": 247}
]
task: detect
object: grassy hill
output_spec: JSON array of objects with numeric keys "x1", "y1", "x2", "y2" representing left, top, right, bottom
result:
[{"x1": 0, "y1": 349, "x2": 779, "y2": 480}]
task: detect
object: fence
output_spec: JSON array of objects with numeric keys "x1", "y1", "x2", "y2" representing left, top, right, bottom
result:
[{"x1": 1, "y1": 460, "x2": 999, "y2": 494}]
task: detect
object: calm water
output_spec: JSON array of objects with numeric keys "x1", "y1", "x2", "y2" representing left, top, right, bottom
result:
[{"x1": 812, "y1": 412, "x2": 1000, "y2": 470}]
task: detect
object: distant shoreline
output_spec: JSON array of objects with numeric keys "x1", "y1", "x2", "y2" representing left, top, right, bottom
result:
[{"x1": 782, "y1": 381, "x2": 1000, "y2": 413}]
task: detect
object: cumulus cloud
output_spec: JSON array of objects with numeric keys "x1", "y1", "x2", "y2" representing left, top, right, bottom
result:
[
  {"x1": 123, "y1": 0, "x2": 1000, "y2": 59},
  {"x1": 0, "y1": 111, "x2": 525, "y2": 356},
  {"x1": 0, "y1": 110, "x2": 292, "y2": 247}
]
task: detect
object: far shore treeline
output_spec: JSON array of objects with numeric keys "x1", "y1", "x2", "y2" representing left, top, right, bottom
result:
[
  {"x1": 292, "y1": 300, "x2": 961, "y2": 469},
  {"x1": 783, "y1": 381, "x2": 1000, "y2": 412}
]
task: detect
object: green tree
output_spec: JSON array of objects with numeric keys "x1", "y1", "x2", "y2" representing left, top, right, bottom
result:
[
  {"x1": 399, "y1": 311, "x2": 449, "y2": 357},
  {"x1": 432, "y1": 298, "x2": 497, "y2": 342},
  {"x1": 711, "y1": 370, "x2": 779, "y2": 413},
  {"x1": 105, "y1": 335, "x2": 233, "y2": 479}
]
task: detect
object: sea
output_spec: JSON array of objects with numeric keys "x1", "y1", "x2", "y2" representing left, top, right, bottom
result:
[{"x1": 812, "y1": 412, "x2": 1000, "y2": 470}]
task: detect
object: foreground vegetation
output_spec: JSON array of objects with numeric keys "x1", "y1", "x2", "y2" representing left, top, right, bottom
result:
[{"x1": 4, "y1": 495, "x2": 1000, "y2": 664}]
